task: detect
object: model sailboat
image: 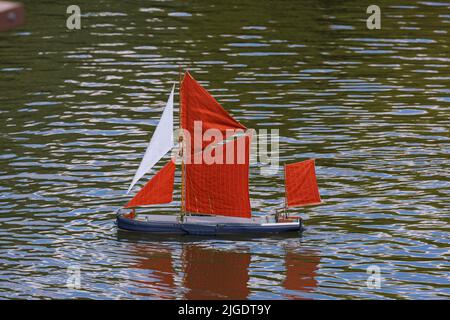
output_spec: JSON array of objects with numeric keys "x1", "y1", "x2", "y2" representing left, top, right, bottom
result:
[{"x1": 116, "y1": 72, "x2": 321, "y2": 235}]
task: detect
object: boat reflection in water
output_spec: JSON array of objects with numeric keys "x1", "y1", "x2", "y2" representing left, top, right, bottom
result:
[
  {"x1": 119, "y1": 232, "x2": 319, "y2": 299},
  {"x1": 131, "y1": 244, "x2": 176, "y2": 299},
  {"x1": 282, "y1": 250, "x2": 320, "y2": 299},
  {"x1": 182, "y1": 245, "x2": 251, "y2": 299}
]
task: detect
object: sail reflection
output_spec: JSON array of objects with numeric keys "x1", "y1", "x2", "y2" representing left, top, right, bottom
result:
[
  {"x1": 132, "y1": 245, "x2": 176, "y2": 299},
  {"x1": 283, "y1": 249, "x2": 320, "y2": 299},
  {"x1": 121, "y1": 232, "x2": 320, "y2": 300},
  {"x1": 182, "y1": 245, "x2": 250, "y2": 300}
]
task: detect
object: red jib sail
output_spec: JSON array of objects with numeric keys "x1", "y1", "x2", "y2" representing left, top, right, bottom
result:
[
  {"x1": 284, "y1": 159, "x2": 321, "y2": 207},
  {"x1": 124, "y1": 159, "x2": 175, "y2": 208},
  {"x1": 181, "y1": 72, "x2": 251, "y2": 217}
]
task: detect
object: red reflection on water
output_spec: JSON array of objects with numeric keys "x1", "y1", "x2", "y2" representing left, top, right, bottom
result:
[
  {"x1": 133, "y1": 246, "x2": 175, "y2": 299},
  {"x1": 129, "y1": 240, "x2": 319, "y2": 300},
  {"x1": 283, "y1": 250, "x2": 320, "y2": 299},
  {"x1": 182, "y1": 245, "x2": 250, "y2": 300}
]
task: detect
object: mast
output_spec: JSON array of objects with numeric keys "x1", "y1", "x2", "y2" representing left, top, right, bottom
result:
[
  {"x1": 282, "y1": 163, "x2": 288, "y2": 219},
  {"x1": 283, "y1": 164, "x2": 287, "y2": 218},
  {"x1": 179, "y1": 66, "x2": 186, "y2": 220}
]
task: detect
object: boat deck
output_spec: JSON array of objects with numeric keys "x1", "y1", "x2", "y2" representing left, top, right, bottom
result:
[
  {"x1": 117, "y1": 213, "x2": 302, "y2": 236},
  {"x1": 135, "y1": 214, "x2": 276, "y2": 224}
]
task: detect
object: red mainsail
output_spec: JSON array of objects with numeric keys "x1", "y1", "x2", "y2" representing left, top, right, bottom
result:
[
  {"x1": 125, "y1": 159, "x2": 175, "y2": 208},
  {"x1": 284, "y1": 159, "x2": 321, "y2": 207},
  {"x1": 181, "y1": 72, "x2": 251, "y2": 217},
  {"x1": 185, "y1": 136, "x2": 251, "y2": 217}
]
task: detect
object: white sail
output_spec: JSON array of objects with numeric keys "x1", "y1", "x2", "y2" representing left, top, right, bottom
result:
[{"x1": 127, "y1": 85, "x2": 174, "y2": 194}]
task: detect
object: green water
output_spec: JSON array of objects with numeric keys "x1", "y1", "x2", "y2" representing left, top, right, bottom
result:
[{"x1": 0, "y1": 0, "x2": 449, "y2": 299}]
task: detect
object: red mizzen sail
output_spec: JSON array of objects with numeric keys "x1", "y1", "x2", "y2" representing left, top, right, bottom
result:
[
  {"x1": 181, "y1": 72, "x2": 251, "y2": 217},
  {"x1": 124, "y1": 159, "x2": 175, "y2": 208},
  {"x1": 284, "y1": 159, "x2": 321, "y2": 207}
]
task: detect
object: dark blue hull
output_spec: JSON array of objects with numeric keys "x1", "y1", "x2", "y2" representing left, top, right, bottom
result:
[{"x1": 116, "y1": 214, "x2": 302, "y2": 236}]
